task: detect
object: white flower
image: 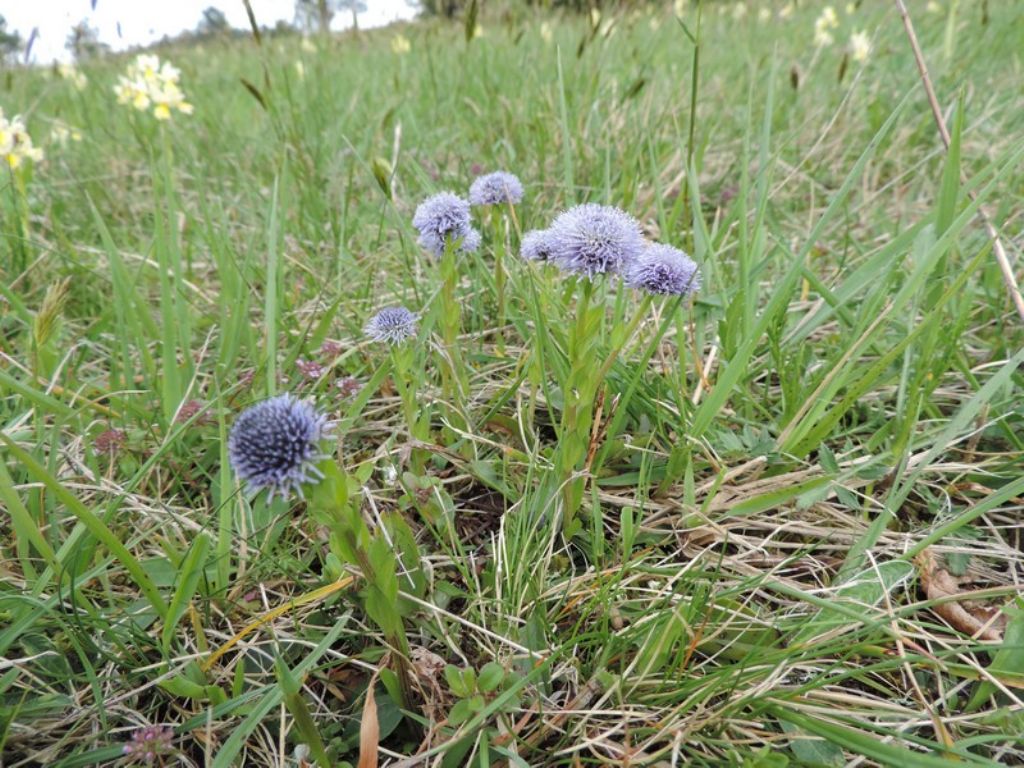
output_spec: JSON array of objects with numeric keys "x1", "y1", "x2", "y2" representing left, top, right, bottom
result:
[
  {"x1": 49, "y1": 120, "x2": 83, "y2": 148},
  {"x1": 732, "y1": 2, "x2": 747, "y2": 20},
  {"x1": 849, "y1": 30, "x2": 871, "y2": 63},
  {"x1": 294, "y1": 60, "x2": 305, "y2": 79},
  {"x1": 114, "y1": 54, "x2": 192, "y2": 120},
  {"x1": 540, "y1": 21, "x2": 553, "y2": 43},
  {"x1": 926, "y1": 1, "x2": 942, "y2": 12},
  {"x1": 758, "y1": 7, "x2": 772, "y2": 22},
  {"x1": 780, "y1": 3, "x2": 795, "y2": 19},
  {"x1": 814, "y1": 6, "x2": 840, "y2": 47},
  {"x1": 57, "y1": 63, "x2": 87, "y2": 90},
  {"x1": 0, "y1": 109, "x2": 43, "y2": 169}
]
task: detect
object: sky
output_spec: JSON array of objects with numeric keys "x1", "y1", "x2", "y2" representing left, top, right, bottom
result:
[{"x1": 5, "y1": 1, "x2": 417, "y2": 64}]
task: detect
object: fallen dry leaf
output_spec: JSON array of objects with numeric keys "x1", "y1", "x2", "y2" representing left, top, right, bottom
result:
[
  {"x1": 916, "y1": 548, "x2": 1005, "y2": 642},
  {"x1": 357, "y1": 680, "x2": 379, "y2": 768}
]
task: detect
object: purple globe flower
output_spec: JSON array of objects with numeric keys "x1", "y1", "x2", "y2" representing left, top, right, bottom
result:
[
  {"x1": 520, "y1": 229, "x2": 556, "y2": 262},
  {"x1": 625, "y1": 243, "x2": 701, "y2": 296},
  {"x1": 547, "y1": 203, "x2": 646, "y2": 277},
  {"x1": 123, "y1": 724, "x2": 174, "y2": 764},
  {"x1": 461, "y1": 227, "x2": 482, "y2": 254},
  {"x1": 412, "y1": 192, "x2": 475, "y2": 256},
  {"x1": 469, "y1": 171, "x2": 524, "y2": 206},
  {"x1": 228, "y1": 394, "x2": 332, "y2": 501},
  {"x1": 364, "y1": 306, "x2": 419, "y2": 344}
]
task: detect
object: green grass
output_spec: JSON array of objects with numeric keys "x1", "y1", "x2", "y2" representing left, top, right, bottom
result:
[{"x1": 3, "y1": 1, "x2": 1024, "y2": 765}]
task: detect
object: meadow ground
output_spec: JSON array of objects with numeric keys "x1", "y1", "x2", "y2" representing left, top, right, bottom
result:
[{"x1": 2, "y1": 1, "x2": 1024, "y2": 765}]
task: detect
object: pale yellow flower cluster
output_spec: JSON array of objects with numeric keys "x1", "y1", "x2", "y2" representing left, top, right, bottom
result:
[
  {"x1": 57, "y1": 63, "x2": 88, "y2": 91},
  {"x1": 391, "y1": 34, "x2": 411, "y2": 55},
  {"x1": 0, "y1": 109, "x2": 44, "y2": 169},
  {"x1": 50, "y1": 120, "x2": 83, "y2": 148},
  {"x1": 849, "y1": 30, "x2": 872, "y2": 63},
  {"x1": 814, "y1": 6, "x2": 840, "y2": 47},
  {"x1": 114, "y1": 54, "x2": 193, "y2": 121}
]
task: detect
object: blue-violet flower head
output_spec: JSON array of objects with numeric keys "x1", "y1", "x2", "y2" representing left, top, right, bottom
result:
[
  {"x1": 548, "y1": 203, "x2": 645, "y2": 277},
  {"x1": 624, "y1": 243, "x2": 701, "y2": 296},
  {"x1": 364, "y1": 306, "x2": 419, "y2": 344},
  {"x1": 469, "y1": 171, "x2": 524, "y2": 206},
  {"x1": 412, "y1": 192, "x2": 474, "y2": 256},
  {"x1": 520, "y1": 229, "x2": 556, "y2": 262},
  {"x1": 228, "y1": 394, "x2": 332, "y2": 502}
]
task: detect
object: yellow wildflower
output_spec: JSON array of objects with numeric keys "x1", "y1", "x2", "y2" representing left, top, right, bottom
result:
[
  {"x1": 114, "y1": 54, "x2": 192, "y2": 121},
  {"x1": 0, "y1": 109, "x2": 43, "y2": 169},
  {"x1": 849, "y1": 30, "x2": 871, "y2": 63},
  {"x1": 814, "y1": 6, "x2": 840, "y2": 47},
  {"x1": 57, "y1": 63, "x2": 88, "y2": 91},
  {"x1": 49, "y1": 121, "x2": 83, "y2": 148},
  {"x1": 391, "y1": 33, "x2": 411, "y2": 54}
]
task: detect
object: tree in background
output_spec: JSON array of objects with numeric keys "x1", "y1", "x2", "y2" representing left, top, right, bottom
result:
[
  {"x1": 197, "y1": 7, "x2": 231, "y2": 37},
  {"x1": 339, "y1": 0, "x2": 368, "y2": 31},
  {"x1": 294, "y1": 0, "x2": 332, "y2": 34},
  {"x1": 0, "y1": 14, "x2": 23, "y2": 63},
  {"x1": 295, "y1": 0, "x2": 367, "y2": 35},
  {"x1": 65, "y1": 20, "x2": 108, "y2": 60}
]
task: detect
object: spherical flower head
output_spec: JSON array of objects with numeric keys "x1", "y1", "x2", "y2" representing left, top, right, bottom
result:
[
  {"x1": 625, "y1": 243, "x2": 701, "y2": 297},
  {"x1": 412, "y1": 192, "x2": 474, "y2": 256},
  {"x1": 228, "y1": 394, "x2": 332, "y2": 502},
  {"x1": 469, "y1": 171, "x2": 524, "y2": 206},
  {"x1": 547, "y1": 203, "x2": 646, "y2": 278},
  {"x1": 520, "y1": 229, "x2": 556, "y2": 262},
  {"x1": 364, "y1": 306, "x2": 419, "y2": 345},
  {"x1": 123, "y1": 725, "x2": 174, "y2": 764}
]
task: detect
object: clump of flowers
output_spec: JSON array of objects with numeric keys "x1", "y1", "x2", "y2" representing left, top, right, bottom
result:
[
  {"x1": 49, "y1": 120, "x2": 83, "y2": 148},
  {"x1": 546, "y1": 203, "x2": 646, "y2": 278},
  {"x1": 320, "y1": 340, "x2": 343, "y2": 358},
  {"x1": 391, "y1": 33, "x2": 411, "y2": 54},
  {"x1": 364, "y1": 306, "x2": 419, "y2": 345},
  {"x1": 114, "y1": 54, "x2": 193, "y2": 120},
  {"x1": 175, "y1": 399, "x2": 213, "y2": 425},
  {"x1": 57, "y1": 62, "x2": 88, "y2": 91},
  {"x1": 849, "y1": 30, "x2": 871, "y2": 63},
  {"x1": 469, "y1": 171, "x2": 523, "y2": 206},
  {"x1": 814, "y1": 6, "x2": 840, "y2": 47},
  {"x1": 296, "y1": 358, "x2": 327, "y2": 380},
  {"x1": 520, "y1": 229, "x2": 556, "y2": 262},
  {"x1": 228, "y1": 394, "x2": 333, "y2": 501},
  {"x1": 335, "y1": 376, "x2": 362, "y2": 398},
  {"x1": 123, "y1": 725, "x2": 174, "y2": 764},
  {"x1": 412, "y1": 192, "x2": 480, "y2": 256},
  {"x1": 625, "y1": 244, "x2": 701, "y2": 297},
  {"x1": 94, "y1": 428, "x2": 126, "y2": 455},
  {"x1": 0, "y1": 110, "x2": 44, "y2": 169}
]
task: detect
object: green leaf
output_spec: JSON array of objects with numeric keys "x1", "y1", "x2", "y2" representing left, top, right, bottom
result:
[
  {"x1": 771, "y1": 706, "x2": 1000, "y2": 767},
  {"x1": 780, "y1": 721, "x2": 844, "y2": 767},
  {"x1": 966, "y1": 600, "x2": 1024, "y2": 711},
  {"x1": 478, "y1": 662, "x2": 505, "y2": 693},
  {"x1": 161, "y1": 533, "x2": 211, "y2": 653},
  {"x1": 0, "y1": 433, "x2": 168, "y2": 621}
]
